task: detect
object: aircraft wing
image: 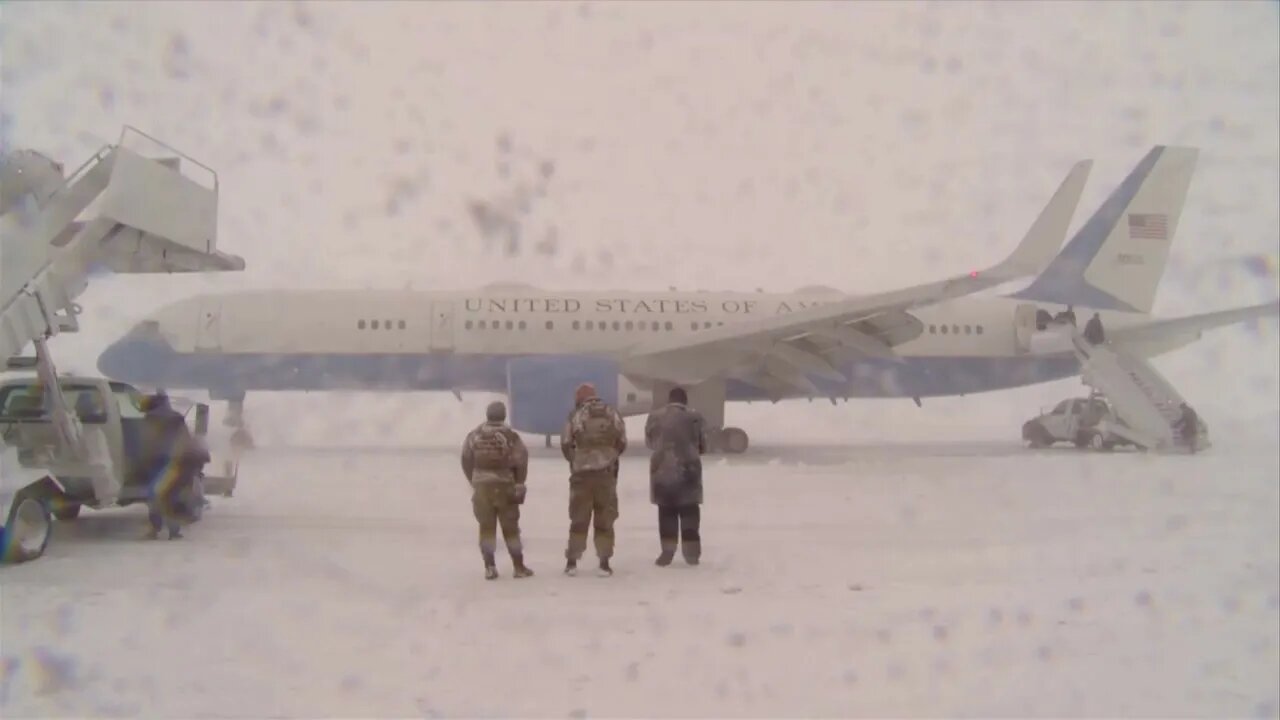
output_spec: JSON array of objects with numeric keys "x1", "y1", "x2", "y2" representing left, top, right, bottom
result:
[
  {"x1": 618, "y1": 160, "x2": 1094, "y2": 389},
  {"x1": 1108, "y1": 299, "x2": 1279, "y2": 347}
]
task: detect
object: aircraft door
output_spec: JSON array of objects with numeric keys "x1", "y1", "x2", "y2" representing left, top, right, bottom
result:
[
  {"x1": 1013, "y1": 303, "x2": 1038, "y2": 354},
  {"x1": 429, "y1": 302, "x2": 454, "y2": 352},
  {"x1": 194, "y1": 299, "x2": 222, "y2": 352}
]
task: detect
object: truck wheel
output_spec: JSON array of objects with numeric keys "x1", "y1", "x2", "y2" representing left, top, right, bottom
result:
[
  {"x1": 1026, "y1": 425, "x2": 1052, "y2": 448},
  {"x1": 3, "y1": 489, "x2": 53, "y2": 563},
  {"x1": 1088, "y1": 432, "x2": 1112, "y2": 452}
]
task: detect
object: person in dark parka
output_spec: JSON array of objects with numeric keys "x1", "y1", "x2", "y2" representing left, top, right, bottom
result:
[
  {"x1": 644, "y1": 387, "x2": 707, "y2": 566},
  {"x1": 1174, "y1": 402, "x2": 1200, "y2": 453},
  {"x1": 1084, "y1": 312, "x2": 1106, "y2": 345},
  {"x1": 139, "y1": 391, "x2": 208, "y2": 539}
]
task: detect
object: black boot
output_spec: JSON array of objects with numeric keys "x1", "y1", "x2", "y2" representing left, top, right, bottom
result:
[
  {"x1": 682, "y1": 541, "x2": 701, "y2": 566},
  {"x1": 511, "y1": 552, "x2": 534, "y2": 578},
  {"x1": 655, "y1": 542, "x2": 676, "y2": 566},
  {"x1": 597, "y1": 557, "x2": 613, "y2": 577},
  {"x1": 483, "y1": 550, "x2": 498, "y2": 580}
]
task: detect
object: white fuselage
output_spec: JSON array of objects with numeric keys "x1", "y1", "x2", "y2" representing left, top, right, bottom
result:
[{"x1": 98, "y1": 285, "x2": 1191, "y2": 404}]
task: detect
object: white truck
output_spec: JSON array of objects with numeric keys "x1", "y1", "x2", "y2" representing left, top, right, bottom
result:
[
  {"x1": 0, "y1": 368, "x2": 239, "y2": 563},
  {"x1": 1, "y1": 126, "x2": 246, "y2": 563},
  {"x1": 1021, "y1": 393, "x2": 1147, "y2": 451}
]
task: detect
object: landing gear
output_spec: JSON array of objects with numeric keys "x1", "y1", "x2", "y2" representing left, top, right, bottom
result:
[
  {"x1": 706, "y1": 427, "x2": 750, "y2": 454},
  {"x1": 652, "y1": 379, "x2": 751, "y2": 455},
  {"x1": 223, "y1": 396, "x2": 255, "y2": 450}
]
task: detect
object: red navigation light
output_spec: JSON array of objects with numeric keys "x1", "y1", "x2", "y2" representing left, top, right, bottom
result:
[{"x1": 969, "y1": 271, "x2": 979, "y2": 278}]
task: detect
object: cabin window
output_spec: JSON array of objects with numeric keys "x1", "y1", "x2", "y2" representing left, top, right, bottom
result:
[
  {"x1": 625, "y1": 321, "x2": 634, "y2": 331},
  {"x1": 627, "y1": 392, "x2": 637, "y2": 402},
  {"x1": 964, "y1": 325, "x2": 972, "y2": 335},
  {"x1": 940, "y1": 325, "x2": 948, "y2": 334},
  {"x1": 518, "y1": 320, "x2": 527, "y2": 330},
  {"x1": 612, "y1": 321, "x2": 621, "y2": 330},
  {"x1": 598, "y1": 322, "x2": 605, "y2": 331},
  {"x1": 652, "y1": 322, "x2": 659, "y2": 331},
  {"x1": 586, "y1": 320, "x2": 594, "y2": 330},
  {"x1": 545, "y1": 320, "x2": 554, "y2": 330},
  {"x1": 976, "y1": 325, "x2": 984, "y2": 335},
  {"x1": 371, "y1": 320, "x2": 380, "y2": 330},
  {"x1": 358, "y1": 320, "x2": 366, "y2": 329},
  {"x1": 639, "y1": 321, "x2": 648, "y2": 330},
  {"x1": 690, "y1": 321, "x2": 699, "y2": 330},
  {"x1": 384, "y1": 319, "x2": 391, "y2": 329},
  {"x1": 504, "y1": 320, "x2": 513, "y2": 330},
  {"x1": 951, "y1": 325, "x2": 959, "y2": 335},
  {"x1": 464, "y1": 320, "x2": 473, "y2": 330},
  {"x1": 703, "y1": 322, "x2": 712, "y2": 329},
  {"x1": 478, "y1": 320, "x2": 487, "y2": 329},
  {"x1": 928, "y1": 324, "x2": 935, "y2": 334},
  {"x1": 664, "y1": 321, "x2": 673, "y2": 331},
  {"x1": 398, "y1": 320, "x2": 406, "y2": 330},
  {"x1": 572, "y1": 320, "x2": 581, "y2": 330}
]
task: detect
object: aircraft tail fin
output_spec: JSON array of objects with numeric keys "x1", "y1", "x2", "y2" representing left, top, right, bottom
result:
[{"x1": 1009, "y1": 145, "x2": 1199, "y2": 314}]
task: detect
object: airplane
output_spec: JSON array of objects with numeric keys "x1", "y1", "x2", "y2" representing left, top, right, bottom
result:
[{"x1": 94, "y1": 145, "x2": 1279, "y2": 453}]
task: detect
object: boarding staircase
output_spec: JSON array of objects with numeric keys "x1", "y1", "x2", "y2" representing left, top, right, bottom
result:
[
  {"x1": 2, "y1": 125, "x2": 245, "y2": 362},
  {"x1": 1068, "y1": 332, "x2": 1206, "y2": 453},
  {"x1": 1, "y1": 127, "x2": 246, "y2": 506}
]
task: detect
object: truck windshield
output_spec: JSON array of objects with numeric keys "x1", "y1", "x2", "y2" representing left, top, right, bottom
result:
[
  {"x1": 0, "y1": 383, "x2": 108, "y2": 423},
  {"x1": 109, "y1": 383, "x2": 146, "y2": 420}
]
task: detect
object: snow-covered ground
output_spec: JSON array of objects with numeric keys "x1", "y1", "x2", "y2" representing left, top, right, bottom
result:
[{"x1": 1, "y1": 440, "x2": 1277, "y2": 717}]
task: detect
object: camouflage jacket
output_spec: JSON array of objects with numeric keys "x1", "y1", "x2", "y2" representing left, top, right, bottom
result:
[
  {"x1": 461, "y1": 421, "x2": 529, "y2": 486},
  {"x1": 560, "y1": 397, "x2": 627, "y2": 474}
]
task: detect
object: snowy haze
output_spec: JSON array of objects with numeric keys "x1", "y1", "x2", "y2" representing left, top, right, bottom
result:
[
  {"x1": 1, "y1": 1, "x2": 1278, "y2": 717},
  {"x1": 0, "y1": 0, "x2": 1277, "y2": 446}
]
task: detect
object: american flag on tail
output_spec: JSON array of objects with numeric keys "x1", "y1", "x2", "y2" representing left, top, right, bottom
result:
[{"x1": 1128, "y1": 213, "x2": 1168, "y2": 240}]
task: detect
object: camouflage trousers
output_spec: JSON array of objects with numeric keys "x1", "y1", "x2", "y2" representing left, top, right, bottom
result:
[
  {"x1": 472, "y1": 483, "x2": 522, "y2": 557},
  {"x1": 565, "y1": 468, "x2": 618, "y2": 561}
]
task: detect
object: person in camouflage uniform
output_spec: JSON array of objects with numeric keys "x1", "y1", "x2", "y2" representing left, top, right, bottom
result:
[
  {"x1": 461, "y1": 401, "x2": 533, "y2": 580},
  {"x1": 560, "y1": 383, "x2": 627, "y2": 577},
  {"x1": 644, "y1": 387, "x2": 707, "y2": 566}
]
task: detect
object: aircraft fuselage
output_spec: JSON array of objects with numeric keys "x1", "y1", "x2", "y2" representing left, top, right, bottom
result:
[{"x1": 96, "y1": 287, "x2": 1193, "y2": 412}]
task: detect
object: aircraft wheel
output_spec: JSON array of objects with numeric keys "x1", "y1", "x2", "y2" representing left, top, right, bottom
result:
[
  {"x1": 3, "y1": 490, "x2": 52, "y2": 563},
  {"x1": 51, "y1": 501, "x2": 81, "y2": 521},
  {"x1": 230, "y1": 428, "x2": 255, "y2": 450},
  {"x1": 722, "y1": 427, "x2": 749, "y2": 454}
]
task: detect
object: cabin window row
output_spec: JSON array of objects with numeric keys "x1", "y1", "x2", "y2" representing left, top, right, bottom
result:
[
  {"x1": 928, "y1": 324, "x2": 984, "y2": 335},
  {"x1": 356, "y1": 319, "x2": 408, "y2": 330},
  {"x1": 462, "y1": 319, "x2": 730, "y2": 332}
]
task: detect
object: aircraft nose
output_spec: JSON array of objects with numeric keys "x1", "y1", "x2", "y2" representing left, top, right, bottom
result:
[{"x1": 97, "y1": 321, "x2": 175, "y2": 381}]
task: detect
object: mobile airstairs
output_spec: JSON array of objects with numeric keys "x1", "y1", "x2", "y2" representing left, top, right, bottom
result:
[
  {"x1": 2, "y1": 125, "x2": 245, "y2": 361},
  {"x1": 1065, "y1": 330, "x2": 1208, "y2": 454},
  {"x1": 1, "y1": 127, "x2": 245, "y2": 561}
]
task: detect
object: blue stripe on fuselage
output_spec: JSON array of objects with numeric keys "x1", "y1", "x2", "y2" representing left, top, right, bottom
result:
[{"x1": 96, "y1": 337, "x2": 1081, "y2": 400}]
